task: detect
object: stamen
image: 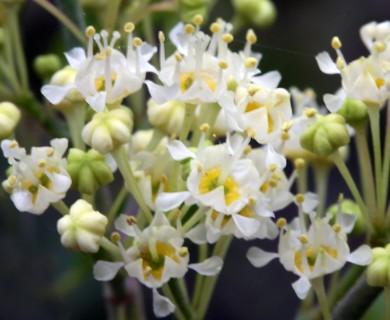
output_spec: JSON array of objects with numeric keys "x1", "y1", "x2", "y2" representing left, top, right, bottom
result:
[
  {"x1": 9, "y1": 140, "x2": 18, "y2": 148},
  {"x1": 244, "y1": 57, "x2": 257, "y2": 68},
  {"x1": 276, "y1": 217, "x2": 287, "y2": 228},
  {"x1": 218, "y1": 60, "x2": 228, "y2": 69},
  {"x1": 8, "y1": 175, "x2": 17, "y2": 186},
  {"x1": 158, "y1": 31, "x2": 165, "y2": 43},
  {"x1": 179, "y1": 247, "x2": 189, "y2": 257},
  {"x1": 295, "y1": 193, "x2": 305, "y2": 204},
  {"x1": 133, "y1": 37, "x2": 142, "y2": 47},
  {"x1": 294, "y1": 158, "x2": 305, "y2": 170},
  {"x1": 124, "y1": 22, "x2": 135, "y2": 33},
  {"x1": 175, "y1": 52, "x2": 183, "y2": 62},
  {"x1": 200, "y1": 123, "x2": 210, "y2": 132},
  {"x1": 333, "y1": 224, "x2": 341, "y2": 233},
  {"x1": 192, "y1": 14, "x2": 204, "y2": 26},
  {"x1": 185, "y1": 24, "x2": 195, "y2": 35},
  {"x1": 331, "y1": 36, "x2": 342, "y2": 49},
  {"x1": 197, "y1": 163, "x2": 203, "y2": 173},
  {"x1": 210, "y1": 22, "x2": 221, "y2": 33},
  {"x1": 246, "y1": 29, "x2": 257, "y2": 44},
  {"x1": 111, "y1": 232, "x2": 121, "y2": 243},
  {"x1": 222, "y1": 33, "x2": 234, "y2": 43},
  {"x1": 100, "y1": 30, "x2": 109, "y2": 48},
  {"x1": 269, "y1": 163, "x2": 277, "y2": 172},
  {"x1": 248, "y1": 196, "x2": 256, "y2": 207},
  {"x1": 281, "y1": 132, "x2": 290, "y2": 140},
  {"x1": 303, "y1": 108, "x2": 317, "y2": 118},
  {"x1": 244, "y1": 145, "x2": 252, "y2": 155},
  {"x1": 85, "y1": 26, "x2": 96, "y2": 38},
  {"x1": 37, "y1": 159, "x2": 46, "y2": 167},
  {"x1": 299, "y1": 234, "x2": 309, "y2": 244},
  {"x1": 374, "y1": 41, "x2": 386, "y2": 53},
  {"x1": 93, "y1": 34, "x2": 104, "y2": 52},
  {"x1": 109, "y1": 31, "x2": 121, "y2": 47},
  {"x1": 127, "y1": 216, "x2": 138, "y2": 225},
  {"x1": 338, "y1": 193, "x2": 344, "y2": 202},
  {"x1": 46, "y1": 147, "x2": 54, "y2": 157}
]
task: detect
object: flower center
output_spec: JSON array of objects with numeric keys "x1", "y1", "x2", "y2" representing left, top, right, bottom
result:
[
  {"x1": 179, "y1": 72, "x2": 217, "y2": 93},
  {"x1": 95, "y1": 74, "x2": 117, "y2": 92},
  {"x1": 294, "y1": 245, "x2": 338, "y2": 273},
  {"x1": 198, "y1": 166, "x2": 240, "y2": 205}
]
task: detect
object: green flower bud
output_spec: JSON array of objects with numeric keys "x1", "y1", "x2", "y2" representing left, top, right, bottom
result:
[
  {"x1": 328, "y1": 199, "x2": 365, "y2": 235},
  {"x1": 33, "y1": 54, "x2": 62, "y2": 79},
  {"x1": 82, "y1": 107, "x2": 133, "y2": 154},
  {"x1": 367, "y1": 245, "x2": 390, "y2": 287},
  {"x1": 300, "y1": 114, "x2": 350, "y2": 157},
  {"x1": 233, "y1": 0, "x2": 277, "y2": 28},
  {"x1": 147, "y1": 99, "x2": 186, "y2": 135},
  {"x1": 337, "y1": 98, "x2": 368, "y2": 126},
  {"x1": 57, "y1": 199, "x2": 108, "y2": 253},
  {"x1": 0, "y1": 102, "x2": 21, "y2": 140},
  {"x1": 67, "y1": 148, "x2": 114, "y2": 194}
]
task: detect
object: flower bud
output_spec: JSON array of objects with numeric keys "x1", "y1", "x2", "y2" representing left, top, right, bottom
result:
[
  {"x1": 33, "y1": 54, "x2": 62, "y2": 79},
  {"x1": 57, "y1": 199, "x2": 108, "y2": 253},
  {"x1": 233, "y1": 0, "x2": 277, "y2": 28},
  {"x1": 82, "y1": 107, "x2": 133, "y2": 154},
  {"x1": 300, "y1": 114, "x2": 350, "y2": 157},
  {"x1": 366, "y1": 245, "x2": 390, "y2": 287},
  {"x1": 67, "y1": 148, "x2": 114, "y2": 194},
  {"x1": 147, "y1": 99, "x2": 185, "y2": 135},
  {"x1": 337, "y1": 98, "x2": 368, "y2": 126},
  {"x1": 0, "y1": 102, "x2": 21, "y2": 140}
]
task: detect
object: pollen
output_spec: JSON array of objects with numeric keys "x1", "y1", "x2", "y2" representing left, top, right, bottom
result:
[
  {"x1": 185, "y1": 24, "x2": 195, "y2": 34},
  {"x1": 299, "y1": 234, "x2": 309, "y2": 244},
  {"x1": 276, "y1": 218, "x2": 287, "y2": 228},
  {"x1": 222, "y1": 33, "x2": 234, "y2": 43},
  {"x1": 294, "y1": 158, "x2": 305, "y2": 170},
  {"x1": 85, "y1": 26, "x2": 96, "y2": 37},
  {"x1": 210, "y1": 22, "x2": 220, "y2": 33},
  {"x1": 111, "y1": 232, "x2": 121, "y2": 243},
  {"x1": 192, "y1": 14, "x2": 204, "y2": 26},
  {"x1": 295, "y1": 193, "x2": 305, "y2": 204},
  {"x1": 244, "y1": 57, "x2": 257, "y2": 68},
  {"x1": 158, "y1": 31, "x2": 165, "y2": 43},
  {"x1": 331, "y1": 36, "x2": 342, "y2": 49},
  {"x1": 124, "y1": 22, "x2": 135, "y2": 33},
  {"x1": 127, "y1": 216, "x2": 137, "y2": 225},
  {"x1": 133, "y1": 37, "x2": 142, "y2": 47},
  {"x1": 246, "y1": 29, "x2": 257, "y2": 44},
  {"x1": 303, "y1": 108, "x2": 317, "y2": 118}
]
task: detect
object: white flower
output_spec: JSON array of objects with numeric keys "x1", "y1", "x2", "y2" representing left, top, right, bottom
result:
[
  {"x1": 1, "y1": 138, "x2": 71, "y2": 214},
  {"x1": 57, "y1": 199, "x2": 108, "y2": 253},
  {"x1": 0, "y1": 102, "x2": 21, "y2": 140},
  {"x1": 93, "y1": 210, "x2": 223, "y2": 318}
]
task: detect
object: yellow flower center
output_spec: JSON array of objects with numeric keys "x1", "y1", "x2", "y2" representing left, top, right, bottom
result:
[
  {"x1": 294, "y1": 245, "x2": 338, "y2": 273},
  {"x1": 141, "y1": 242, "x2": 179, "y2": 281},
  {"x1": 244, "y1": 102, "x2": 274, "y2": 133},
  {"x1": 198, "y1": 167, "x2": 240, "y2": 205},
  {"x1": 179, "y1": 72, "x2": 217, "y2": 93},
  {"x1": 95, "y1": 74, "x2": 117, "y2": 92}
]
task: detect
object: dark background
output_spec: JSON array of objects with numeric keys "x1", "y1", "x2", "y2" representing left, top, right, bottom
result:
[{"x1": 1, "y1": 0, "x2": 389, "y2": 319}]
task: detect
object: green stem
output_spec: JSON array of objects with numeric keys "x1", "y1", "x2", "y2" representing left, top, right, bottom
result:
[
  {"x1": 368, "y1": 107, "x2": 384, "y2": 219},
  {"x1": 8, "y1": 5, "x2": 29, "y2": 92},
  {"x1": 63, "y1": 104, "x2": 86, "y2": 150},
  {"x1": 104, "y1": 0, "x2": 122, "y2": 32},
  {"x1": 297, "y1": 163, "x2": 308, "y2": 194},
  {"x1": 180, "y1": 103, "x2": 196, "y2": 142},
  {"x1": 169, "y1": 278, "x2": 193, "y2": 319},
  {"x1": 107, "y1": 186, "x2": 128, "y2": 228},
  {"x1": 313, "y1": 165, "x2": 329, "y2": 217},
  {"x1": 145, "y1": 128, "x2": 166, "y2": 152},
  {"x1": 32, "y1": 0, "x2": 86, "y2": 45},
  {"x1": 111, "y1": 146, "x2": 153, "y2": 222},
  {"x1": 195, "y1": 236, "x2": 233, "y2": 320},
  {"x1": 331, "y1": 151, "x2": 372, "y2": 232},
  {"x1": 191, "y1": 244, "x2": 208, "y2": 309},
  {"x1": 311, "y1": 277, "x2": 331, "y2": 320},
  {"x1": 382, "y1": 103, "x2": 390, "y2": 219},
  {"x1": 386, "y1": 286, "x2": 390, "y2": 320},
  {"x1": 100, "y1": 237, "x2": 121, "y2": 259},
  {"x1": 182, "y1": 207, "x2": 207, "y2": 233},
  {"x1": 355, "y1": 123, "x2": 377, "y2": 219},
  {"x1": 0, "y1": 58, "x2": 21, "y2": 92},
  {"x1": 161, "y1": 284, "x2": 187, "y2": 320},
  {"x1": 52, "y1": 200, "x2": 69, "y2": 215}
]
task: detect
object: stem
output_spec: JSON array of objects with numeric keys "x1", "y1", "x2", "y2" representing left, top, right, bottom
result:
[
  {"x1": 195, "y1": 236, "x2": 233, "y2": 320},
  {"x1": 180, "y1": 103, "x2": 196, "y2": 142},
  {"x1": 169, "y1": 278, "x2": 193, "y2": 319},
  {"x1": 100, "y1": 237, "x2": 121, "y2": 259},
  {"x1": 313, "y1": 165, "x2": 329, "y2": 217},
  {"x1": 52, "y1": 200, "x2": 69, "y2": 215},
  {"x1": 191, "y1": 244, "x2": 208, "y2": 309},
  {"x1": 386, "y1": 286, "x2": 390, "y2": 320},
  {"x1": 161, "y1": 284, "x2": 187, "y2": 320},
  {"x1": 297, "y1": 164, "x2": 308, "y2": 194},
  {"x1": 63, "y1": 104, "x2": 86, "y2": 150},
  {"x1": 107, "y1": 186, "x2": 128, "y2": 228},
  {"x1": 145, "y1": 128, "x2": 166, "y2": 152},
  {"x1": 182, "y1": 207, "x2": 207, "y2": 233},
  {"x1": 111, "y1": 146, "x2": 153, "y2": 223},
  {"x1": 355, "y1": 124, "x2": 377, "y2": 219},
  {"x1": 311, "y1": 277, "x2": 331, "y2": 320},
  {"x1": 368, "y1": 107, "x2": 384, "y2": 219},
  {"x1": 32, "y1": 0, "x2": 86, "y2": 45},
  {"x1": 104, "y1": 0, "x2": 122, "y2": 32},
  {"x1": 382, "y1": 103, "x2": 390, "y2": 219},
  {"x1": 331, "y1": 151, "x2": 372, "y2": 232}
]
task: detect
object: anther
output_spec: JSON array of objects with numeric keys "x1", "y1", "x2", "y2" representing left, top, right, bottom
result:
[
  {"x1": 281, "y1": 131, "x2": 290, "y2": 140},
  {"x1": 299, "y1": 234, "x2": 309, "y2": 244},
  {"x1": 124, "y1": 22, "x2": 135, "y2": 33},
  {"x1": 244, "y1": 57, "x2": 257, "y2": 68},
  {"x1": 338, "y1": 193, "x2": 344, "y2": 202},
  {"x1": 331, "y1": 36, "x2": 342, "y2": 49},
  {"x1": 375, "y1": 41, "x2": 386, "y2": 53},
  {"x1": 269, "y1": 163, "x2": 277, "y2": 172},
  {"x1": 46, "y1": 147, "x2": 54, "y2": 157},
  {"x1": 246, "y1": 128, "x2": 256, "y2": 138},
  {"x1": 336, "y1": 57, "x2": 345, "y2": 69},
  {"x1": 218, "y1": 60, "x2": 228, "y2": 69},
  {"x1": 244, "y1": 145, "x2": 252, "y2": 155},
  {"x1": 85, "y1": 26, "x2": 96, "y2": 38},
  {"x1": 248, "y1": 196, "x2": 256, "y2": 207},
  {"x1": 246, "y1": 29, "x2": 257, "y2": 44},
  {"x1": 294, "y1": 158, "x2": 305, "y2": 170},
  {"x1": 133, "y1": 37, "x2": 142, "y2": 47},
  {"x1": 303, "y1": 108, "x2": 317, "y2": 118},
  {"x1": 184, "y1": 24, "x2": 195, "y2": 34},
  {"x1": 281, "y1": 121, "x2": 293, "y2": 131},
  {"x1": 295, "y1": 193, "x2": 305, "y2": 204},
  {"x1": 210, "y1": 23, "x2": 220, "y2": 33},
  {"x1": 200, "y1": 123, "x2": 210, "y2": 132},
  {"x1": 158, "y1": 31, "x2": 165, "y2": 43},
  {"x1": 222, "y1": 33, "x2": 234, "y2": 43},
  {"x1": 248, "y1": 85, "x2": 260, "y2": 96},
  {"x1": 127, "y1": 216, "x2": 138, "y2": 225},
  {"x1": 111, "y1": 232, "x2": 121, "y2": 243},
  {"x1": 179, "y1": 247, "x2": 189, "y2": 257},
  {"x1": 8, "y1": 175, "x2": 17, "y2": 186},
  {"x1": 276, "y1": 217, "x2": 287, "y2": 228},
  {"x1": 333, "y1": 224, "x2": 341, "y2": 233},
  {"x1": 175, "y1": 52, "x2": 183, "y2": 62},
  {"x1": 197, "y1": 163, "x2": 203, "y2": 173},
  {"x1": 192, "y1": 14, "x2": 204, "y2": 26},
  {"x1": 38, "y1": 159, "x2": 46, "y2": 167},
  {"x1": 9, "y1": 140, "x2": 18, "y2": 148}
]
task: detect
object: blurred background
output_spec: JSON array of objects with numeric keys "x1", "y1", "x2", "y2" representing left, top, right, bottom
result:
[{"x1": 1, "y1": 0, "x2": 390, "y2": 319}]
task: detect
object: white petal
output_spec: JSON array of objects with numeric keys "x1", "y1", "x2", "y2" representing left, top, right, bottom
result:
[
  {"x1": 64, "y1": 47, "x2": 86, "y2": 69},
  {"x1": 302, "y1": 192, "x2": 318, "y2": 213},
  {"x1": 153, "y1": 289, "x2": 176, "y2": 318},
  {"x1": 155, "y1": 192, "x2": 191, "y2": 211},
  {"x1": 185, "y1": 223, "x2": 208, "y2": 244},
  {"x1": 338, "y1": 212, "x2": 357, "y2": 234},
  {"x1": 50, "y1": 138, "x2": 68, "y2": 156},
  {"x1": 347, "y1": 245, "x2": 372, "y2": 266},
  {"x1": 86, "y1": 92, "x2": 106, "y2": 112},
  {"x1": 252, "y1": 71, "x2": 281, "y2": 89},
  {"x1": 316, "y1": 52, "x2": 340, "y2": 74},
  {"x1": 292, "y1": 276, "x2": 311, "y2": 300},
  {"x1": 246, "y1": 247, "x2": 279, "y2": 267},
  {"x1": 93, "y1": 261, "x2": 124, "y2": 281},
  {"x1": 232, "y1": 214, "x2": 260, "y2": 237},
  {"x1": 41, "y1": 84, "x2": 74, "y2": 104},
  {"x1": 323, "y1": 92, "x2": 345, "y2": 112},
  {"x1": 189, "y1": 256, "x2": 223, "y2": 276},
  {"x1": 11, "y1": 191, "x2": 33, "y2": 213},
  {"x1": 114, "y1": 214, "x2": 137, "y2": 237},
  {"x1": 167, "y1": 140, "x2": 195, "y2": 161},
  {"x1": 265, "y1": 144, "x2": 286, "y2": 170}
]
